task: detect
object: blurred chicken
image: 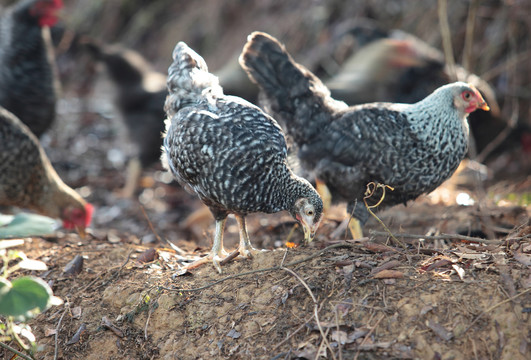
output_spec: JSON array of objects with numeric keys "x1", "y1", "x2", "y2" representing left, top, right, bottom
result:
[
  {"x1": 0, "y1": 0, "x2": 62, "y2": 137},
  {"x1": 316, "y1": 21, "x2": 531, "y2": 160},
  {"x1": 240, "y1": 32, "x2": 489, "y2": 239},
  {"x1": 84, "y1": 41, "x2": 167, "y2": 197},
  {"x1": 162, "y1": 41, "x2": 322, "y2": 273},
  {"x1": 0, "y1": 107, "x2": 93, "y2": 233}
]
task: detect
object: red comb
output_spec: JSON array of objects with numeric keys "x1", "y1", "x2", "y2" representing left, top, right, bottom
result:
[
  {"x1": 36, "y1": 0, "x2": 63, "y2": 27},
  {"x1": 84, "y1": 203, "x2": 94, "y2": 227}
]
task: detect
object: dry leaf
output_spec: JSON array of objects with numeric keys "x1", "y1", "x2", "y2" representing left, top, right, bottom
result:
[
  {"x1": 371, "y1": 260, "x2": 401, "y2": 274},
  {"x1": 44, "y1": 328, "x2": 57, "y2": 337},
  {"x1": 63, "y1": 255, "x2": 84, "y2": 277},
  {"x1": 364, "y1": 242, "x2": 394, "y2": 253},
  {"x1": 373, "y1": 269, "x2": 404, "y2": 279},
  {"x1": 227, "y1": 329, "x2": 241, "y2": 339},
  {"x1": 66, "y1": 323, "x2": 87, "y2": 345},
  {"x1": 514, "y1": 248, "x2": 531, "y2": 266},
  {"x1": 101, "y1": 316, "x2": 124, "y2": 338},
  {"x1": 427, "y1": 320, "x2": 453, "y2": 341},
  {"x1": 72, "y1": 306, "x2": 83, "y2": 319},
  {"x1": 452, "y1": 264, "x2": 465, "y2": 281},
  {"x1": 136, "y1": 248, "x2": 159, "y2": 264}
]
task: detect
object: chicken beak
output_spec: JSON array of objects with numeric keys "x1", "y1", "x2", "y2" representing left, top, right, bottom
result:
[
  {"x1": 302, "y1": 223, "x2": 314, "y2": 243},
  {"x1": 478, "y1": 101, "x2": 490, "y2": 112},
  {"x1": 302, "y1": 222, "x2": 319, "y2": 243},
  {"x1": 76, "y1": 226, "x2": 87, "y2": 239},
  {"x1": 474, "y1": 90, "x2": 490, "y2": 111}
]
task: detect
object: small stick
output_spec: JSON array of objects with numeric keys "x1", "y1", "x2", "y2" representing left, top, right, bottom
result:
[
  {"x1": 54, "y1": 307, "x2": 68, "y2": 360},
  {"x1": 438, "y1": 0, "x2": 457, "y2": 80},
  {"x1": 462, "y1": 0, "x2": 478, "y2": 70},
  {"x1": 219, "y1": 250, "x2": 240, "y2": 266},
  {"x1": 139, "y1": 205, "x2": 186, "y2": 255},
  {"x1": 161, "y1": 242, "x2": 354, "y2": 293},
  {"x1": 271, "y1": 311, "x2": 316, "y2": 351},
  {"x1": 281, "y1": 266, "x2": 337, "y2": 360},
  {"x1": 0, "y1": 341, "x2": 33, "y2": 360},
  {"x1": 464, "y1": 288, "x2": 531, "y2": 334},
  {"x1": 353, "y1": 314, "x2": 385, "y2": 360},
  {"x1": 364, "y1": 183, "x2": 406, "y2": 249},
  {"x1": 369, "y1": 230, "x2": 509, "y2": 245}
]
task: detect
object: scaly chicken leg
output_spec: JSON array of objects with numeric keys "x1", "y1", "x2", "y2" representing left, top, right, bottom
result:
[
  {"x1": 235, "y1": 215, "x2": 264, "y2": 258},
  {"x1": 348, "y1": 218, "x2": 364, "y2": 239},
  {"x1": 185, "y1": 218, "x2": 229, "y2": 273}
]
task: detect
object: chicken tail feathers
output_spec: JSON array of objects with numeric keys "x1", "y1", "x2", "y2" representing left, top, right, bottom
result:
[
  {"x1": 239, "y1": 32, "x2": 347, "y2": 142},
  {"x1": 164, "y1": 42, "x2": 223, "y2": 118},
  {"x1": 240, "y1": 32, "x2": 317, "y2": 112}
]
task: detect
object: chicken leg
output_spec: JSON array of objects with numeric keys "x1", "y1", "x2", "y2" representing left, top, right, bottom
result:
[
  {"x1": 348, "y1": 218, "x2": 364, "y2": 239},
  {"x1": 184, "y1": 217, "x2": 229, "y2": 273},
  {"x1": 235, "y1": 215, "x2": 264, "y2": 258}
]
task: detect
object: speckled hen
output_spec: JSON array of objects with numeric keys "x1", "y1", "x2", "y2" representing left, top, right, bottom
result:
[
  {"x1": 240, "y1": 32, "x2": 489, "y2": 238},
  {"x1": 162, "y1": 41, "x2": 323, "y2": 273},
  {"x1": 0, "y1": 107, "x2": 93, "y2": 233},
  {"x1": 0, "y1": 0, "x2": 62, "y2": 137}
]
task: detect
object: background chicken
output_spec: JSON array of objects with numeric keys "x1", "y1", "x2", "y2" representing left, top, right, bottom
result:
[
  {"x1": 313, "y1": 20, "x2": 529, "y2": 161},
  {"x1": 162, "y1": 41, "x2": 323, "y2": 273},
  {"x1": 0, "y1": 0, "x2": 62, "y2": 137},
  {"x1": 240, "y1": 32, "x2": 489, "y2": 238},
  {"x1": 83, "y1": 41, "x2": 167, "y2": 197},
  {"x1": 0, "y1": 107, "x2": 93, "y2": 233}
]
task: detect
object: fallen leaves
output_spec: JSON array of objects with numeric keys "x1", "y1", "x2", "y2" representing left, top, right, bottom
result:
[{"x1": 63, "y1": 255, "x2": 84, "y2": 277}]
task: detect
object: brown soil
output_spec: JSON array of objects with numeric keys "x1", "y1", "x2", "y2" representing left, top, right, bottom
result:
[
  {"x1": 9, "y1": 197, "x2": 531, "y2": 360},
  {"x1": 2, "y1": 1, "x2": 531, "y2": 359}
]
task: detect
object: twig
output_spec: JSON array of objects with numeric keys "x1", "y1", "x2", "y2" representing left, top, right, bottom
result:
[
  {"x1": 160, "y1": 243, "x2": 353, "y2": 293},
  {"x1": 76, "y1": 251, "x2": 133, "y2": 294},
  {"x1": 144, "y1": 306, "x2": 153, "y2": 341},
  {"x1": 54, "y1": 307, "x2": 68, "y2": 360},
  {"x1": 475, "y1": 97, "x2": 519, "y2": 163},
  {"x1": 280, "y1": 249, "x2": 289, "y2": 267},
  {"x1": 139, "y1": 205, "x2": 186, "y2": 255},
  {"x1": 271, "y1": 311, "x2": 317, "y2": 351},
  {"x1": 464, "y1": 288, "x2": 531, "y2": 334},
  {"x1": 335, "y1": 307, "x2": 343, "y2": 360},
  {"x1": 462, "y1": 0, "x2": 478, "y2": 70},
  {"x1": 353, "y1": 314, "x2": 385, "y2": 360},
  {"x1": 481, "y1": 49, "x2": 531, "y2": 82},
  {"x1": 219, "y1": 250, "x2": 240, "y2": 266},
  {"x1": 363, "y1": 183, "x2": 406, "y2": 249},
  {"x1": 0, "y1": 341, "x2": 33, "y2": 360},
  {"x1": 438, "y1": 0, "x2": 457, "y2": 80},
  {"x1": 281, "y1": 266, "x2": 336, "y2": 360},
  {"x1": 369, "y1": 230, "x2": 508, "y2": 245}
]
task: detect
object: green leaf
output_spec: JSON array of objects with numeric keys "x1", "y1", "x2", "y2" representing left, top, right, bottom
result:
[
  {"x1": 0, "y1": 276, "x2": 57, "y2": 320},
  {"x1": 0, "y1": 213, "x2": 57, "y2": 239}
]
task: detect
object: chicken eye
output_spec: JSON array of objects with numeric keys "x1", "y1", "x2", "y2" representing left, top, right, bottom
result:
[
  {"x1": 462, "y1": 91, "x2": 472, "y2": 100},
  {"x1": 306, "y1": 210, "x2": 314, "y2": 216}
]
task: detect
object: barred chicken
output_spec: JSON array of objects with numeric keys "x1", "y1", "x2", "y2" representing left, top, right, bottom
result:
[
  {"x1": 162, "y1": 41, "x2": 323, "y2": 273},
  {"x1": 84, "y1": 41, "x2": 167, "y2": 197},
  {"x1": 240, "y1": 32, "x2": 489, "y2": 238},
  {"x1": 0, "y1": 107, "x2": 93, "y2": 234},
  {"x1": 0, "y1": 0, "x2": 62, "y2": 137}
]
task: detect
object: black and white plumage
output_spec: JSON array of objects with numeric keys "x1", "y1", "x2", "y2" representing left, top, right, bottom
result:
[
  {"x1": 0, "y1": 0, "x2": 62, "y2": 137},
  {"x1": 162, "y1": 41, "x2": 323, "y2": 273},
  {"x1": 240, "y1": 32, "x2": 489, "y2": 236}
]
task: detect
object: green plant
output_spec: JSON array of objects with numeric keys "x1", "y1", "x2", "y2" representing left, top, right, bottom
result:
[{"x1": 0, "y1": 240, "x2": 62, "y2": 358}]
